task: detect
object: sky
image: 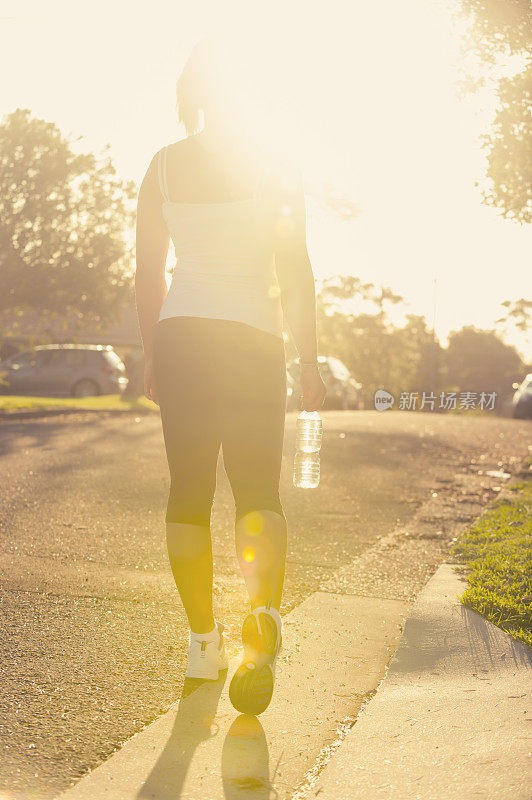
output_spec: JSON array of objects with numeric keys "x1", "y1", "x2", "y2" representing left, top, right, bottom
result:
[{"x1": 1, "y1": 0, "x2": 530, "y2": 358}]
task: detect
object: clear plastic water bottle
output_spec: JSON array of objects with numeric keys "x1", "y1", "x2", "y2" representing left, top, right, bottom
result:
[{"x1": 293, "y1": 411, "x2": 322, "y2": 488}]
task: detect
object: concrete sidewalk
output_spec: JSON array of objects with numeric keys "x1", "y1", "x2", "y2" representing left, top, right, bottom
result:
[
  {"x1": 55, "y1": 590, "x2": 408, "y2": 799},
  {"x1": 311, "y1": 563, "x2": 532, "y2": 800},
  {"x1": 54, "y1": 564, "x2": 531, "y2": 800}
]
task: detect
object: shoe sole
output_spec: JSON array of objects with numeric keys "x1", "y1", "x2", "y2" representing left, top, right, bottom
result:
[
  {"x1": 229, "y1": 611, "x2": 280, "y2": 715},
  {"x1": 229, "y1": 661, "x2": 274, "y2": 715}
]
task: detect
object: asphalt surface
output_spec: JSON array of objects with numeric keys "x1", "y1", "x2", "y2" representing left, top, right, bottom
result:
[{"x1": 0, "y1": 409, "x2": 530, "y2": 799}]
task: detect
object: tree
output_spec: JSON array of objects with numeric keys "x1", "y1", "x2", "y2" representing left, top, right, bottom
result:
[
  {"x1": 457, "y1": 0, "x2": 532, "y2": 222},
  {"x1": 459, "y1": 0, "x2": 531, "y2": 63},
  {"x1": 446, "y1": 326, "x2": 523, "y2": 399},
  {"x1": 496, "y1": 297, "x2": 532, "y2": 332},
  {"x1": 483, "y1": 63, "x2": 532, "y2": 223},
  {"x1": 495, "y1": 297, "x2": 532, "y2": 362},
  {"x1": 318, "y1": 184, "x2": 362, "y2": 221},
  {"x1": 316, "y1": 276, "x2": 444, "y2": 401},
  {"x1": 396, "y1": 314, "x2": 444, "y2": 394},
  {"x1": 0, "y1": 109, "x2": 136, "y2": 334},
  {"x1": 317, "y1": 276, "x2": 404, "y2": 322}
]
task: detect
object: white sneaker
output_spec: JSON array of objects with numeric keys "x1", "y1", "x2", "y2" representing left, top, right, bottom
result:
[
  {"x1": 229, "y1": 605, "x2": 282, "y2": 715},
  {"x1": 185, "y1": 620, "x2": 229, "y2": 680}
]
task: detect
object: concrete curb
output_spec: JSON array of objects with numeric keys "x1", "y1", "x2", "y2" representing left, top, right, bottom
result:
[{"x1": 308, "y1": 563, "x2": 532, "y2": 800}]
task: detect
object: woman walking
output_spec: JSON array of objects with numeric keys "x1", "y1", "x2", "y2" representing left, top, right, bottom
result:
[{"x1": 135, "y1": 39, "x2": 325, "y2": 716}]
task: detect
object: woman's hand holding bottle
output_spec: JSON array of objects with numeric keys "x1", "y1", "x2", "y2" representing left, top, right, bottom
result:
[{"x1": 299, "y1": 364, "x2": 326, "y2": 411}]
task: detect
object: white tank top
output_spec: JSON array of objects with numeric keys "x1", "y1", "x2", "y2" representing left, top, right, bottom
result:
[{"x1": 156, "y1": 144, "x2": 284, "y2": 339}]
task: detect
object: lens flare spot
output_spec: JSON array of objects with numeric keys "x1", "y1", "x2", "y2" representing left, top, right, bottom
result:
[
  {"x1": 243, "y1": 547, "x2": 255, "y2": 563},
  {"x1": 268, "y1": 284, "x2": 281, "y2": 298},
  {"x1": 243, "y1": 511, "x2": 264, "y2": 536}
]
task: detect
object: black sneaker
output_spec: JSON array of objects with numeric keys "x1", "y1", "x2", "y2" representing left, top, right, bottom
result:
[{"x1": 229, "y1": 605, "x2": 282, "y2": 716}]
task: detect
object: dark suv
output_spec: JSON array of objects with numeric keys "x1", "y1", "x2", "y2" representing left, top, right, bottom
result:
[
  {"x1": 512, "y1": 374, "x2": 532, "y2": 419},
  {"x1": 0, "y1": 345, "x2": 128, "y2": 397}
]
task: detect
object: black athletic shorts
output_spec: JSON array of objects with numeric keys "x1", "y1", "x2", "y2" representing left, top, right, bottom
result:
[{"x1": 152, "y1": 316, "x2": 287, "y2": 526}]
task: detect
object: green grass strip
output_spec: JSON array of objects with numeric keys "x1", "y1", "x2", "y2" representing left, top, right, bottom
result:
[
  {"x1": 0, "y1": 394, "x2": 156, "y2": 412},
  {"x1": 452, "y1": 477, "x2": 532, "y2": 648}
]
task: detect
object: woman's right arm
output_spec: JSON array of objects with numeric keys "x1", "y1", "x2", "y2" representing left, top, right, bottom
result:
[{"x1": 135, "y1": 154, "x2": 170, "y2": 403}]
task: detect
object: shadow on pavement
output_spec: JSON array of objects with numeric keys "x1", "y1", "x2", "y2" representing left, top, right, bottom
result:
[
  {"x1": 137, "y1": 675, "x2": 227, "y2": 799},
  {"x1": 460, "y1": 603, "x2": 532, "y2": 671},
  {"x1": 386, "y1": 586, "x2": 532, "y2": 676},
  {"x1": 222, "y1": 714, "x2": 272, "y2": 799},
  {"x1": 137, "y1": 676, "x2": 273, "y2": 800}
]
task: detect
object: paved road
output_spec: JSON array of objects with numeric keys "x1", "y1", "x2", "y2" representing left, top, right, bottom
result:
[{"x1": 0, "y1": 409, "x2": 529, "y2": 799}]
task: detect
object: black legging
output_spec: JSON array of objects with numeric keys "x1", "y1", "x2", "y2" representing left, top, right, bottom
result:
[{"x1": 152, "y1": 316, "x2": 287, "y2": 526}]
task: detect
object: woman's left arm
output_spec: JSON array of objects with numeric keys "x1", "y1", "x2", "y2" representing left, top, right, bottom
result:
[
  {"x1": 135, "y1": 154, "x2": 170, "y2": 365},
  {"x1": 274, "y1": 165, "x2": 326, "y2": 411}
]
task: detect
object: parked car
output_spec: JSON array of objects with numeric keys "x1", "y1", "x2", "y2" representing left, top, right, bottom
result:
[
  {"x1": 512, "y1": 374, "x2": 532, "y2": 419},
  {"x1": 0, "y1": 344, "x2": 128, "y2": 397},
  {"x1": 287, "y1": 356, "x2": 363, "y2": 410}
]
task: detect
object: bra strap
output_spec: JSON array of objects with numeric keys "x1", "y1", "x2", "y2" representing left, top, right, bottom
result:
[{"x1": 157, "y1": 146, "x2": 170, "y2": 202}]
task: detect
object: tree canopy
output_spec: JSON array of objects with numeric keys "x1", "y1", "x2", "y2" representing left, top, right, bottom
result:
[
  {"x1": 446, "y1": 326, "x2": 523, "y2": 396},
  {"x1": 0, "y1": 109, "x2": 136, "y2": 333},
  {"x1": 458, "y1": 0, "x2": 532, "y2": 222},
  {"x1": 483, "y1": 63, "x2": 531, "y2": 223},
  {"x1": 312, "y1": 275, "x2": 525, "y2": 404}
]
